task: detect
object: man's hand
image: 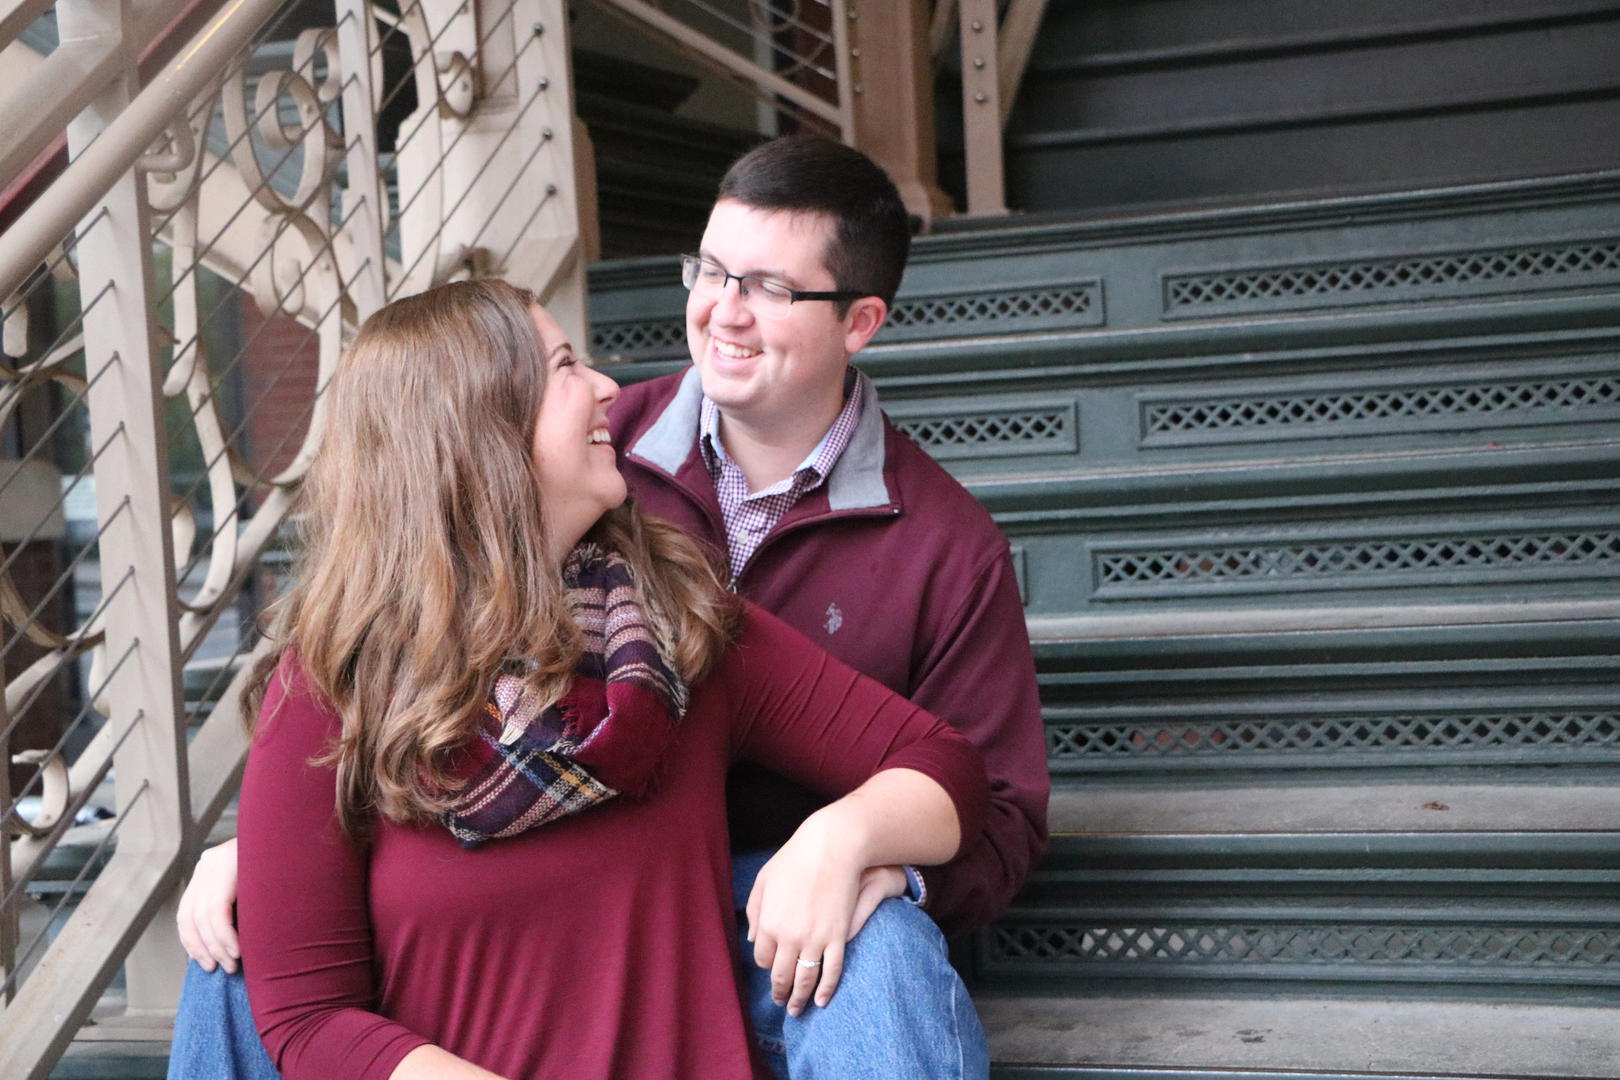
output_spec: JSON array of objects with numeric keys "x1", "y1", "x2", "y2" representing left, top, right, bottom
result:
[
  {"x1": 176, "y1": 838, "x2": 242, "y2": 972},
  {"x1": 849, "y1": 865, "x2": 908, "y2": 939}
]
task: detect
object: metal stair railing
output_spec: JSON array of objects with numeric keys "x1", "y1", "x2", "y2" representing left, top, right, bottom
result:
[
  {"x1": 582, "y1": 0, "x2": 856, "y2": 140},
  {"x1": 0, "y1": 0, "x2": 582, "y2": 1074}
]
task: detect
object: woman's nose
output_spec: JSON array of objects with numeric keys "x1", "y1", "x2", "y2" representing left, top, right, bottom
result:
[{"x1": 591, "y1": 365, "x2": 620, "y2": 403}]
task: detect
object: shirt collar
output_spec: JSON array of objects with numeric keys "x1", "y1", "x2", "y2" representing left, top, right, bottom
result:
[
  {"x1": 626, "y1": 365, "x2": 893, "y2": 512},
  {"x1": 699, "y1": 370, "x2": 863, "y2": 491}
]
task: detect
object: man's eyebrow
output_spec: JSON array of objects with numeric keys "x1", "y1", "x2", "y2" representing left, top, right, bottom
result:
[{"x1": 696, "y1": 249, "x2": 800, "y2": 286}]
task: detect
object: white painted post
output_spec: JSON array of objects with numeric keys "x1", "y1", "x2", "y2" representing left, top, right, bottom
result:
[
  {"x1": 57, "y1": 0, "x2": 190, "y2": 1021},
  {"x1": 335, "y1": 0, "x2": 388, "y2": 322},
  {"x1": 476, "y1": 0, "x2": 586, "y2": 345}
]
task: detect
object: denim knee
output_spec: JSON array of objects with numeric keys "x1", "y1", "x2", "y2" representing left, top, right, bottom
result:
[
  {"x1": 167, "y1": 961, "x2": 281, "y2": 1080},
  {"x1": 842, "y1": 895, "x2": 942, "y2": 963},
  {"x1": 782, "y1": 897, "x2": 987, "y2": 1080}
]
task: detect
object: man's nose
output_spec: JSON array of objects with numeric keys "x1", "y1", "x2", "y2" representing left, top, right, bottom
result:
[{"x1": 712, "y1": 277, "x2": 754, "y2": 324}]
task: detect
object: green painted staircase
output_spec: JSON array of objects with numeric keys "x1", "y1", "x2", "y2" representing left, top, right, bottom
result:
[
  {"x1": 591, "y1": 167, "x2": 1620, "y2": 1080},
  {"x1": 43, "y1": 167, "x2": 1619, "y2": 1080}
]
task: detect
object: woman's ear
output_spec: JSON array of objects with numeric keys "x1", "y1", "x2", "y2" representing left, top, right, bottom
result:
[{"x1": 842, "y1": 296, "x2": 889, "y2": 356}]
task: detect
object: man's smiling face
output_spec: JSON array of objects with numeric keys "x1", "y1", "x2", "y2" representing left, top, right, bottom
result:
[{"x1": 685, "y1": 199, "x2": 858, "y2": 434}]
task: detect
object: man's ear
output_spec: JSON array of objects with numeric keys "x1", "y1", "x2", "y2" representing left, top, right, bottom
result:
[{"x1": 842, "y1": 296, "x2": 889, "y2": 356}]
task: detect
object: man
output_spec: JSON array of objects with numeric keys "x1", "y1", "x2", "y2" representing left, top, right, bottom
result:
[
  {"x1": 608, "y1": 134, "x2": 1048, "y2": 1079},
  {"x1": 173, "y1": 136, "x2": 1046, "y2": 1080}
]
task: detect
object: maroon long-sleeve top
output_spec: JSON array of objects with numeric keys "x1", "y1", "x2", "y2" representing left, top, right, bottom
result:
[{"x1": 236, "y1": 603, "x2": 988, "y2": 1080}]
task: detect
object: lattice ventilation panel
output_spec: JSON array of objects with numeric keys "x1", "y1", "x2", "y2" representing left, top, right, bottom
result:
[
  {"x1": 891, "y1": 406, "x2": 1075, "y2": 460},
  {"x1": 879, "y1": 283, "x2": 1102, "y2": 341},
  {"x1": 590, "y1": 317, "x2": 687, "y2": 361},
  {"x1": 1142, "y1": 374, "x2": 1620, "y2": 441},
  {"x1": 1164, "y1": 238, "x2": 1620, "y2": 314},
  {"x1": 1095, "y1": 530, "x2": 1620, "y2": 592},
  {"x1": 1047, "y1": 711, "x2": 1620, "y2": 768},
  {"x1": 988, "y1": 923, "x2": 1620, "y2": 973}
]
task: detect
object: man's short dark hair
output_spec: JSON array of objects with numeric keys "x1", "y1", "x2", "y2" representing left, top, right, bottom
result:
[{"x1": 716, "y1": 134, "x2": 911, "y2": 308}]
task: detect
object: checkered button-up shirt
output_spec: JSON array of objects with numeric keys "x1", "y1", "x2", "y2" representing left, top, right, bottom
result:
[
  {"x1": 700, "y1": 372, "x2": 929, "y2": 906},
  {"x1": 700, "y1": 373, "x2": 864, "y2": 582}
]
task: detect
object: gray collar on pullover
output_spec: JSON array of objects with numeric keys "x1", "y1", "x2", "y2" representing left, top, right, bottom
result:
[{"x1": 627, "y1": 366, "x2": 893, "y2": 511}]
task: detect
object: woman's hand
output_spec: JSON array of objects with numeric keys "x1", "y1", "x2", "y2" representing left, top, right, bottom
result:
[
  {"x1": 176, "y1": 838, "x2": 242, "y2": 972},
  {"x1": 744, "y1": 808, "x2": 866, "y2": 1016},
  {"x1": 744, "y1": 767, "x2": 961, "y2": 1016}
]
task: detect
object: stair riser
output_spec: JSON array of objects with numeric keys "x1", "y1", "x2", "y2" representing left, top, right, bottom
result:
[
  {"x1": 977, "y1": 833, "x2": 1620, "y2": 1001},
  {"x1": 975, "y1": 909, "x2": 1620, "y2": 1000},
  {"x1": 999, "y1": 489, "x2": 1617, "y2": 621},
  {"x1": 1038, "y1": 657, "x2": 1618, "y2": 775}
]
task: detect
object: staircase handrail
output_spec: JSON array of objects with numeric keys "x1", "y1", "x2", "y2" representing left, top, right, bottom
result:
[
  {"x1": 0, "y1": 0, "x2": 283, "y2": 304},
  {"x1": 0, "y1": 3, "x2": 583, "y2": 1074},
  {"x1": 0, "y1": 0, "x2": 235, "y2": 234}
]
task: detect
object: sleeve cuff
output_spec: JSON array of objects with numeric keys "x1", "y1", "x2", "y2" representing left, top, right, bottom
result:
[{"x1": 902, "y1": 864, "x2": 927, "y2": 907}]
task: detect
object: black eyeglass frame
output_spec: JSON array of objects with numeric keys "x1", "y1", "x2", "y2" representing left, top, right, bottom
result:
[{"x1": 679, "y1": 254, "x2": 872, "y2": 306}]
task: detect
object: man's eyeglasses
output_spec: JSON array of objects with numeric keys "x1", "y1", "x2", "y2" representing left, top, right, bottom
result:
[{"x1": 680, "y1": 255, "x2": 870, "y2": 320}]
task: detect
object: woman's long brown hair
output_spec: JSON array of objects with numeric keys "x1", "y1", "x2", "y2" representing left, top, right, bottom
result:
[{"x1": 243, "y1": 280, "x2": 736, "y2": 835}]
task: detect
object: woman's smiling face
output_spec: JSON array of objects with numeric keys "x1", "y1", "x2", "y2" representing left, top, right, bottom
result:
[{"x1": 528, "y1": 304, "x2": 625, "y2": 560}]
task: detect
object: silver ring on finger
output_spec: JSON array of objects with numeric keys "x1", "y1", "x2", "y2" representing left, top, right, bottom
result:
[{"x1": 796, "y1": 956, "x2": 823, "y2": 969}]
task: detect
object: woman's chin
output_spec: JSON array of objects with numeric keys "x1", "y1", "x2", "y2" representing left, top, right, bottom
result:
[{"x1": 582, "y1": 489, "x2": 629, "y2": 533}]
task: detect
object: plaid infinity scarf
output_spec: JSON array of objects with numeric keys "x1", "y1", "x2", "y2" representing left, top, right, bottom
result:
[{"x1": 441, "y1": 542, "x2": 688, "y2": 848}]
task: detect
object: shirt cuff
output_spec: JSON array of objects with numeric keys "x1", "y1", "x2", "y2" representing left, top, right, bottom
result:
[{"x1": 902, "y1": 864, "x2": 927, "y2": 907}]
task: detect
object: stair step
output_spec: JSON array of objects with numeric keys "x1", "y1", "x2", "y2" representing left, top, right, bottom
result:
[
  {"x1": 1028, "y1": 600, "x2": 1620, "y2": 644},
  {"x1": 1049, "y1": 778, "x2": 1620, "y2": 835},
  {"x1": 979, "y1": 993, "x2": 1620, "y2": 1079},
  {"x1": 974, "y1": 781, "x2": 1620, "y2": 1001},
  {"x1": 51, "y1": 1028, "x2": 169, "y2": 1079}
]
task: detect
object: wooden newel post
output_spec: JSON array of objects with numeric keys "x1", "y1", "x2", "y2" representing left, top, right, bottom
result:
[
  {"x1": 957, "y1": 0, "x2": 1006, "y2": 217},
  {"x1": 843, "y1": 0, "x2": 954, "y2": 230}
]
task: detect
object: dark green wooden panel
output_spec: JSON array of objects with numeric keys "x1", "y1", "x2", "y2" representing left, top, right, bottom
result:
[
  {"x1": 1160, "y1": 238, "x2": 1620, "y2": 320},
  {"x1": 972, "y1": 829, "x2": 1620, "y2": 999},
  {"x1": 1033, "y1": 617, "x2": 1620, "y2": 773},
  {"x1": 593, "y1": 172, "x2": 1620, "y2": 366},
  {"x1": 590, "y1": 174, "x2": 1620, "y2": 764},
  {"x1": 1042, "y1": 688, "x2": 1620, "y2": 775},
  {"x1": 591, "y1": 171, "x2": 1620, "y2": 1027},
  {"x1": 978, "y1": 908, "x2": 1620, "y2": 994},
  {"x1": 879, "y1": 334, "x2": 1620, "y2": 477},
  {"x1": 993, "y1": 481, "x2": 1619, "y2": 618}
]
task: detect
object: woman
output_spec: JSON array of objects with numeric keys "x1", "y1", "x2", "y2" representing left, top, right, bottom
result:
[{"x1": 224, "y1": 280, "x2": 985, "y2": 1080}]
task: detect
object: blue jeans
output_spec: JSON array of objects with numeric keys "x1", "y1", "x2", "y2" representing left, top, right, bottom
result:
[
  {"x1": 731, "y1": 850, "x2": 989, "y2": 1080},
  {"x1": 166, "y1": 856, "x2": 988, "y2": 1080},
  {"x1": 167, "y1": 961, "x2": 280, "y2": 1079}
]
